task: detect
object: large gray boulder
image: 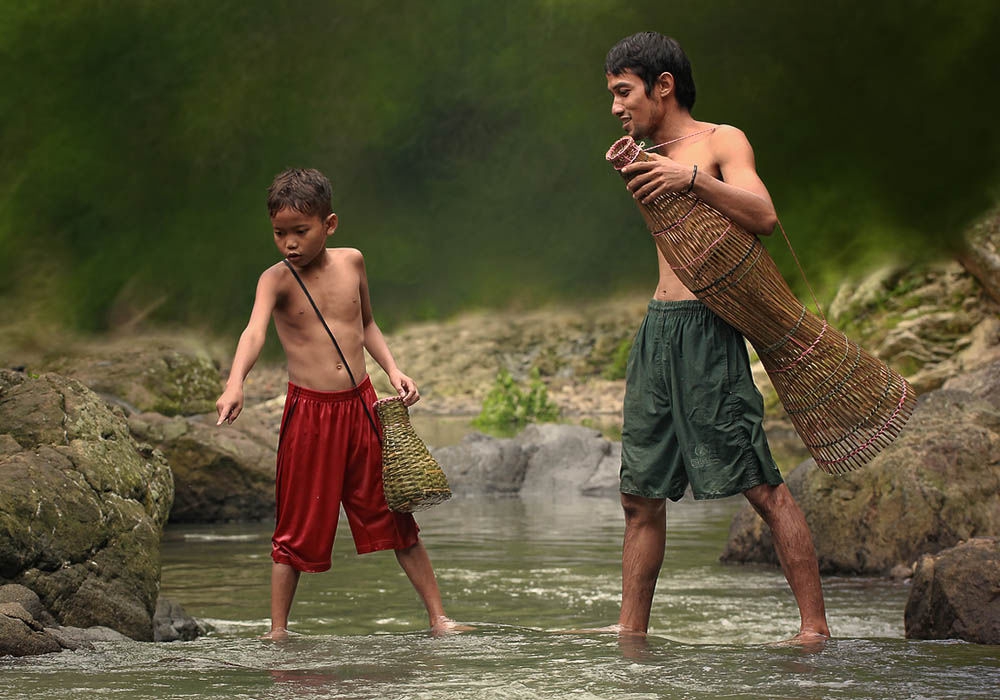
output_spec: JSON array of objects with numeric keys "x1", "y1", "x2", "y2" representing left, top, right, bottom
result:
[
  {"x1": 433, "y1": 424, "x2": 620, "y2": 498},
  {"x1": 0, "y1": 370, "x2": 174, "y2": 641},
  {"x1": 721, "y1": 360, "x2": 1000, "y2": 575},
  {"x1": 128, "y1": 407, "x2": 277, "y2": 522},
  {"x1": 905, "y1": 537, "x2": 1000, "y2": 644}
]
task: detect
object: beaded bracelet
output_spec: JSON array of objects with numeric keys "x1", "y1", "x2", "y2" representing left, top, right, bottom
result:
[{"x1": 685, "y1": 164, "x2": 698, "y2": 193}]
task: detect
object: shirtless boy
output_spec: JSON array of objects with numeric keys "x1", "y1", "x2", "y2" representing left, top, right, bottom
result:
[
  {"x1": 216, "y1": 168, "x2": 462, "y2": 638},
  {"x1": 605, "y1": 32, "x2": 830, "y2": 644}
]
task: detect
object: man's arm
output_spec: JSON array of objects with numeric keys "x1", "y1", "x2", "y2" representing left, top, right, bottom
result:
[
  {"x1": 355, "y1": 251, "x2": 420, "y2": 406},
  {"x1": 623, "y1": 126, "x2": 778, "y2": 236},
  {"x1": 216, "y1": 270, "x2": 279, "y2": 425}
]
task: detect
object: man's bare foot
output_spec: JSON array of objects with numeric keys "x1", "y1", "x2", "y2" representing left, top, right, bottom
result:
[
  {"x1": 260, "y1": 627, "x2": 290, "y2": 641},
  {"x1": 769, "y1": 630, "x2": 830, "y2": 649},
  {"x1": 430, "y1": 616, "x2": 474, "y2": 636},
  {"x1": 552, "y1": 624, "x2": 646, "y2": 637}
]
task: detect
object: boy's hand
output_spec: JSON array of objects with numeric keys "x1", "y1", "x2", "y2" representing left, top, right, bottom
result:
[
  {"x1": 389, "y1": 371, "x2": 420, "y2": 407},
  {"x1": 216, "y1": 386, "x2": 245, "y2": 425}
]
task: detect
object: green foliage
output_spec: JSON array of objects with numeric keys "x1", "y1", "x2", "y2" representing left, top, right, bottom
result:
[
  {"x1": 1, "y1": 2, "x2": 999, "y2": 333},
  {"x1": 602, "y1": 336, "x2": 633, "y2": 380},
  {"x1": 473, "y1": 368, "x2": 560, "y2": 434}
]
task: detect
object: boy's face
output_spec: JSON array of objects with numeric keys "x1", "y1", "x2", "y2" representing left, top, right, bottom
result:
[
  {"x1": 607, "y1": 70, "x2": 665, "y2": 141},
  {"x1": 271, "y1": 207, "x2": 337, "y2": 268}
]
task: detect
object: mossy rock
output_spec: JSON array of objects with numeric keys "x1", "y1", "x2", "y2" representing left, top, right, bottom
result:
[
  {"x1": 40, "y1": 340, "x2": 221, "y2": 416},
  {"x1": 0, "y1": 369, "x2": 174, "y2": 641}
]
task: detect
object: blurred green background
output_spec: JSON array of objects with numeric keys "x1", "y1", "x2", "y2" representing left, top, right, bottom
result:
[{"x1": 2, "y1": 0, "x2": 998, "y2": 334}]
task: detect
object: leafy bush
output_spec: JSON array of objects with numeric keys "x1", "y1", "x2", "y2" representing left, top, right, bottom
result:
[
  {"x1": 602, "y1": 336, "x2": 633, "y2": 380},
  {"x1": 473, "y1": 367, "x2": 560, "y2": 434}
]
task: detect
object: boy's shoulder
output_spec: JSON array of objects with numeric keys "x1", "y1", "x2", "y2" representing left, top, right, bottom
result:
[{"x1": 327, "y1": 246, "x2": 364, "y2": 263}]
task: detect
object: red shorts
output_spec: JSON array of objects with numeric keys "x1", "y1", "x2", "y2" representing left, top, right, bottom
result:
[{"x1": 272, "y1": 377, "x2": 419, "y2": 572}]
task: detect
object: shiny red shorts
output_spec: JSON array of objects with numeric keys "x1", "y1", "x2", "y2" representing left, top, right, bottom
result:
[{"x1": 272, "y1": 377, "x2": 419, "y2": 572}]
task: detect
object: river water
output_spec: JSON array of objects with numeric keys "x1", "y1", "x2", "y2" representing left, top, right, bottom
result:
[{"x1": 2, "y1": 494, "x2": 997, "y2": 699}]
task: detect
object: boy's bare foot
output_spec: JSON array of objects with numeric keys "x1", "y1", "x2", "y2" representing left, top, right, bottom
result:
[
  {"x1": 260, "y1": 627, "x2": 290, "y2": 641},
  {"x1": 430, "y1": 616, "x2": 474, "y2": 635}
]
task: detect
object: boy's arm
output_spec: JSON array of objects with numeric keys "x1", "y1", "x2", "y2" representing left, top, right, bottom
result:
[
  {"x1": 354, "y1": 250, "x2": 420, "y2": 406},
  {"x1": 623, "y1": 126, "x2": 778, "y2": 236},
  {"x1": 216, "y1": 270, "x2": 279, "y2": 425}
]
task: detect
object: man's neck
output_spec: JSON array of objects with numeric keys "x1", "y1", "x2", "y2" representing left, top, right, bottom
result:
[{"x1": 647, "y1": 110, "x2": 699, "y2": 150}]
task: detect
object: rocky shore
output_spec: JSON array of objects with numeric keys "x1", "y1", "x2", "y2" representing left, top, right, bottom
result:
[{"x1": 1, "y1": 208, "x2": 998, "y2": 652}]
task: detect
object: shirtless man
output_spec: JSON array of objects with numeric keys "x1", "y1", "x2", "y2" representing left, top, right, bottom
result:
[{"x1": 605, "y1": 32, "x2": 830, "y2": 644}]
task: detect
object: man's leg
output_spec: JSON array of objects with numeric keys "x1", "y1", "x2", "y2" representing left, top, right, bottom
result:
[
  {"x1": 618, "y1": 493, "x2": 667, "y2": 634},
  {"x1": 743, "y1": 483, "x2": 830, "y2": 640},
  {"x1": 265, "y1": 562, "x2": 301, "y2": 639},
  {"x1": 395, "y1": 539, "x2": 469, "y2": 633}
]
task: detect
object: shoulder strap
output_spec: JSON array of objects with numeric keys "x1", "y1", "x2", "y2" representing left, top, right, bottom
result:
[{"x1": 282, "y1": 259, "x2": 381, "y2": 443}]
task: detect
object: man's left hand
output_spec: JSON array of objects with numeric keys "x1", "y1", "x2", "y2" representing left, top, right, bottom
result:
[{"x1": 621, "y1": 153, "x2": 695, "y2": 204}]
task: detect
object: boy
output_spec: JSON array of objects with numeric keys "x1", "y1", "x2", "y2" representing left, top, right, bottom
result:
[
  {"x1": 604, "y1": 32, "x2": 830, "y2": 644},
  {"x1": 216, "y1": 168, "x2": 463, "y2": 638}
]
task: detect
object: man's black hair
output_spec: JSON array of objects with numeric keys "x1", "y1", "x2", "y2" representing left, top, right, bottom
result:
[{"x1": 605, "y1": 32, "x2": 696, "y2": 111}]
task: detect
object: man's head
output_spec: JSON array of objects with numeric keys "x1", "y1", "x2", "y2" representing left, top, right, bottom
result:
[
  {"x1": 605, "y1": 32, "x2": 696, "y2": 111},
  {"x1": 267, "y1": 168, "x2": 334, "y2": 220}
]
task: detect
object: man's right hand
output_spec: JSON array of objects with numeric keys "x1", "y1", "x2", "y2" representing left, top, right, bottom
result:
[{"x1": 216, "y1": 386, "x2": 244, "y2": 425}]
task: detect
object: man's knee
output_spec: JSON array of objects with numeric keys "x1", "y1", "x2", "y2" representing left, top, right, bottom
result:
[
  {"x1": 621, "y1": 493, "x2": 666, "y2": 525},
  {"x1": 743, "y1": 482, "x2": 794, "y2": 519}
]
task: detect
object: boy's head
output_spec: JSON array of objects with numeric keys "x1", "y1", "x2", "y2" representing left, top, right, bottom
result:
[
  {"x1": 267, "y1": 168, "x2": 334, "y2": 220},
  {"x1": 605, "y1": 32, "x2": 696, "y2": 111}
]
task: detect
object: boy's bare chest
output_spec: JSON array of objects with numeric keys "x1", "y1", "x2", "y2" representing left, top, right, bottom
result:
[{"x1": 277, "y1": 269, "x2": 362, "y2": 327}]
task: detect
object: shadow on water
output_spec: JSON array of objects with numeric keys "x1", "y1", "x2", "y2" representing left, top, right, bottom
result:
[{"x1": 2, "y1": 498, "x2": 997, "y2": 699}]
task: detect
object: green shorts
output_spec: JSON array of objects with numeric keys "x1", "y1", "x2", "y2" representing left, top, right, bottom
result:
[{"x1": 620, "y1": 300, "x2": 783, "y2": 501}]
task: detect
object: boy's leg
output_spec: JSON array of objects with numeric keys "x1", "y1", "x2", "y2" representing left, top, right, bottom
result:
[
  {"x1": 618, "y1": 493, "x2": 667, "y2": 635},
  {"x1": 265, "y1": 562, "x2": 301, "y2": 639},
  {"x1": 394, "y1": 539, "x2": 451, "y2": 629},
  {"x1": 743, "y1": 483, "x2": 830, "y2": 641}
]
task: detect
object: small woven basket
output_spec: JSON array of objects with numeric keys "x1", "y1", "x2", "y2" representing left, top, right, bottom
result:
[{"x1": 374, "y1": 397, "x2": 452, "y2": 513}]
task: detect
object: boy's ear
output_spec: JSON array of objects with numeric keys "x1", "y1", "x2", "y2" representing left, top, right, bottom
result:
[
  {"x1": 656, "y1": 71, "x2": 675, "y2": 99},
  {"x1": 325, "y1": 213, "x2": 338, "y2": 235}
]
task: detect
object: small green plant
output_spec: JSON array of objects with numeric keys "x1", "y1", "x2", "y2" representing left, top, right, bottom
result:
[
  {"x1": 473, "y1": 367, "x2": 560, "y2": 434},
  {"x1": 602, "y1": 336, "x2": 633, "y2": 380}
]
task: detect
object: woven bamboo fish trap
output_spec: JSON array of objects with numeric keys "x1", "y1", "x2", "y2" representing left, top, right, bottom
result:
[
  {"x1": 606, "y1": 136, "x2": 916, "y2": 474},
  {"x1": 375, "y1": 397, "x2": 452, "y2": 512}
]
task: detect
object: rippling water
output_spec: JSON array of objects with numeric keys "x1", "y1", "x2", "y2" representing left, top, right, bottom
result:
[{"x1": 2, "y1": 498, "x2": 997, "y2": 699}]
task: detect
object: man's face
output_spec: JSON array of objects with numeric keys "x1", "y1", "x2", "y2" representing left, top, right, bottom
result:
[{"x1": 607, "y1": 70, "x2": 662, "y2": 141}]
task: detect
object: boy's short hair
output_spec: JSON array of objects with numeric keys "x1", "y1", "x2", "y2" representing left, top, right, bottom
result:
[
  {"x1": 605, "y1": 32, "x2": 696, "y2": 111},
  {"x1": 267, "y1": 168, "x2": 333, "y2": 219}
]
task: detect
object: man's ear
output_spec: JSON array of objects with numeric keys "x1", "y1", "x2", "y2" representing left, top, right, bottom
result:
[
  {"x1": 325, "y1": 213, "x2": 338, "y2": 235},
  {"x1": 656, "y1": 71, "x2": 675, "y2": 99}
]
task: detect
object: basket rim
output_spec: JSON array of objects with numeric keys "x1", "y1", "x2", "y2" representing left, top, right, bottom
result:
[{"x1": 373, "y1": 396, "x2": 405, "y2": 408}]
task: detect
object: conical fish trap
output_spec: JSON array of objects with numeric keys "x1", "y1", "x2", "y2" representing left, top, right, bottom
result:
[
  {"x1": 606, "y1": 136, "x2": 916, "y2": 473},
  {"x1": 375, "y1": 397, "x2": 452, "y2": 512}
]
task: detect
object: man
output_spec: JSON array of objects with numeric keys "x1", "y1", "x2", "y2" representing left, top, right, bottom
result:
[{"x1": 605, "y1": 32, "x2": 830, "y2": 644}]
